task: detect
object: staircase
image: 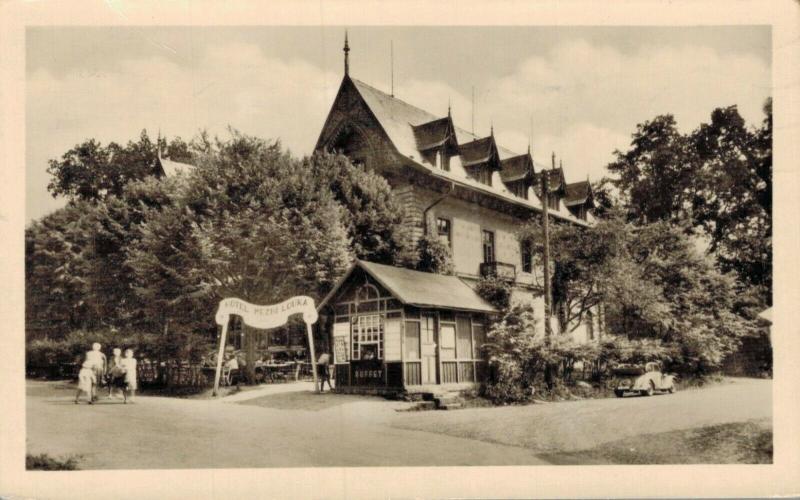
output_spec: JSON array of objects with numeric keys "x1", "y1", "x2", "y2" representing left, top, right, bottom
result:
[{"x1": 427, "y1": 391, "x2": 465, "y2": 410}]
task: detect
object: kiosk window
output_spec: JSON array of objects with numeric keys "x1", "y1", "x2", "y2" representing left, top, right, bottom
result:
[{"x1": 352, "y1": 314, "x2": 383, "y2": 360}]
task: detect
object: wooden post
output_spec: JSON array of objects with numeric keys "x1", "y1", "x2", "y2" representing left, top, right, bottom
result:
[
  {"x1": 212, "y1": 320, "x2": 229, "y2": 397},
  {"x1": 306, "y1": 322, "x2": 320, "y2": 393},
  {"x1": 542, "y1": 157, "x2": 553, "y2": 343}
]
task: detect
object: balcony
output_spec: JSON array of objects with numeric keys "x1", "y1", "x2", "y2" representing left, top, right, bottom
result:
[{"x1": 479, "y1": 261, "x2": 517, "y2": 282}]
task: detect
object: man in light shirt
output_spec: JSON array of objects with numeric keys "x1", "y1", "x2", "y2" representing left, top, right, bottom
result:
[{"x1": 84, "y1": 343, "x2": 106, "y2": 402}]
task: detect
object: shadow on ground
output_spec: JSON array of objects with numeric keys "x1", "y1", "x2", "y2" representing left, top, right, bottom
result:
[{"x1": 236, "y1": 391, "x2": 380, "y2": 411}]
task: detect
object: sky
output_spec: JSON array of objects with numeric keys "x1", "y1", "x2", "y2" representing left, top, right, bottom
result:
[{"x1": 26, "y1": 26, "x2": 772, "y2": 221}]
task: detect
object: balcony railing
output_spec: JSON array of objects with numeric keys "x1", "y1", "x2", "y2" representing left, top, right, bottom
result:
[{"x1": 479, "y1": 261, "x2": 517, "y2": 281}]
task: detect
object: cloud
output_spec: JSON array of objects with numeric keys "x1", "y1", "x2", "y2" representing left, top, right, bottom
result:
[{"x1": 27, "y1": 37, "x2": 770, "y2": 220}]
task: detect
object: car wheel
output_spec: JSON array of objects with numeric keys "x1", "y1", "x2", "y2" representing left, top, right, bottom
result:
[
  {"x1": 667, "y1": 384, "x2": 675, "y2": 394},
  {"x1": 645, "y1": 381, "x2": 655, "y2": 396},
  {"x1": 614, "y1": 390, "x2": 624, "y2": 398}
]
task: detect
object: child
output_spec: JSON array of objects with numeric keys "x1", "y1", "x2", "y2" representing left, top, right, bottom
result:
[
  {"x1": 120, "y1": 349, "x2": 138, "y2": 403},
  {"x1": 74, "y1": 360, "x2": 96, "y2": 404}
]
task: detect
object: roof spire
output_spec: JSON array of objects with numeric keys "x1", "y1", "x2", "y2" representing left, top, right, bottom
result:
[
  {"x1": 551, "y1": 151, "x2": 556, "y2": 170},
  {"x1": 157, "y1": 128, "x2": 162, "y2": 160},
  {"x1": 447, "y1": 97, "x2": 451, "y2": 117},
  {"x1": 559, "y1": 159, "x2": 563, "y2": 169},
  {"x1": 490, "y1": 121, "x2": 494, "y2": 137},
  {"x1": 344, "y1": 30, "x2": 350, "y2": 76}
]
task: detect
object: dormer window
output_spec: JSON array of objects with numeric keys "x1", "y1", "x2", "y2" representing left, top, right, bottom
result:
[
  {"x1": 472, "y1": 167, "x2": 492, "y2": 186},
  {"x1": 548, "y1": 195, "x2": 559, "y2": 211}
]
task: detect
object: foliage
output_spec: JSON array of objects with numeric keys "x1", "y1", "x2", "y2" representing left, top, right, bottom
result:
[
  {"x1": 26, "y1": 454, "x2": 81, "y2": 471},
  {"x1": 310, "y1": 152, "x2": 412, "y2": 265},
  {"x1": 127, "y1": 131, "x2": 353, "y2": 337},
  {"x1": 604, "y1": 101, "x2": 772, "y2": 304},
  {"x1": 482, "y1": 304, "x2": 539, "y2": 404},
  {"x1": 518, "y1": 216, "x2": 630, "y2": 333},
  {"x1": 474, "y1": 274, "x2": 513, "y2": 310},
  {"x1": 415, "y1": 234, "x2": 454, "y2": 275},
  {"x1": 46, "y1": 130, "x2": 192, "y2": 202}
]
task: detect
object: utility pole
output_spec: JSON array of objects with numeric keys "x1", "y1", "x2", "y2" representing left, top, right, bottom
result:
[{"x1": 541, "y1": 154, "x2": 553, "y2": 343}]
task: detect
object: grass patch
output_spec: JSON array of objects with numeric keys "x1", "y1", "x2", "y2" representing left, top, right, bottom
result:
[
  {"x1": 541, "y1": 418, "x2": 772, "y2": 464},
  {"x1": 26, "y1": 453, "x2": 82, "y2": 470}
]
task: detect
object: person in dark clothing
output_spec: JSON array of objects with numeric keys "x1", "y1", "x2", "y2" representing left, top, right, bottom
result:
[{"x1": 316, "y1": 351, "x2": 332, "y2": 392}]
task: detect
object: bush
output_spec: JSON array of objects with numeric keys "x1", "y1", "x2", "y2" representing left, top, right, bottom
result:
[
  {"x1": 415, "y1": 234, "x2": 453, "y2": 275},
  {"x1": 475, "y1": 274, "x2": 513, "y2": 310},
  {"x1": 25, "y1": 328, "x2": 213, "y2": 378},
  {"x1": 26, "y1": 453, "x2": 80, "y2": 470}
]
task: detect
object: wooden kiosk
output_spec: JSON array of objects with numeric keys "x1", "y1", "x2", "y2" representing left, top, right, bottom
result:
[{"x1": 317, "y1": 260, "x2": 497, "y2": 395}]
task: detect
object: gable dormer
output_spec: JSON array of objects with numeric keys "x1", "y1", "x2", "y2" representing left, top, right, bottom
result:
[
  {"x1": 499, "y1": 151, "x2": 535, "y2": 199},
  {"x1": 412, "y1": 116, "x2": 459, "y2": 171},
  {"x1": 534, "y1": 167, "x2": 567, "y2": 210},
  {"x1": 564, "y1": 180, "x2": 596, "y2": 221},
  {"x1": 459, "y1": 136, "x2": 501, "y2": 186}
]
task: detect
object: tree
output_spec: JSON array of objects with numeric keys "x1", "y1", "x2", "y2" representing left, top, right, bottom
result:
[
  {"x1": 606, "y1": 115, "x2": 697, "y2": 224},
  {"x1": 309, "y1": 152, "x2": 413, "y2": 266},
  {"x1": 691, "y1": 103, "x2": 772, "y2": 297},
  {"x1": 46, "y1": 130, "x2": 191, "y2": 202},
  {"x1": 126, "y1": 132, "x2": 353, "y2": 337},
  {"x1": 603, "y1": 101, "x2": 772, "y2": 305}
]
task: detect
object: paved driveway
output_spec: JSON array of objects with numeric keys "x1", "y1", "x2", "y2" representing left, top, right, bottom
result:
[{"x1": 25, "y1": 377, "x2": 771, "y2": 469}]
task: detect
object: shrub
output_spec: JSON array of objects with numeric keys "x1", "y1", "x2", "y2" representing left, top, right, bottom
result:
[
  {"x1": 26, "y1": 453, "x2": 80, "y2": 470},
  {"x1": 415, "y1": 234, "x2": 454, "y2": 275},
  {"x1": 475, "y1": 274, "x2": 513, "y2": 310}
]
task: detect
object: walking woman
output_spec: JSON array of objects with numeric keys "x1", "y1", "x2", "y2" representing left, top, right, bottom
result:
[
  {"x1": 120, "y1": 349, "x2": 138, "y2": 403},
  {"x1": 106, "y1": 348, "x2": 126, "y2": 399},
  {"x1": 74, "y1": 360, "x2": 96, "y2": 404}
]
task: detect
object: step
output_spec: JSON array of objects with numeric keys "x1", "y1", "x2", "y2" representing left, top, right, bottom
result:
[{"x1": 438, "y1": 402, "x2": 463, "y2": 410}]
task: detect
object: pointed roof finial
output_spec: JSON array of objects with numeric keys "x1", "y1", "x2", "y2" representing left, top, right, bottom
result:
[
  {"x1": 551, "y1": 151, "x2": 556, "y2": 170},
  {"x1": 344, "y1": 30, "x2": 350, "y2": 76},
  {"x1": 559, "y1": 159, "x2": 563, "y2": 170},
  {"x1": 447, "y1": 97, "x2": 451, "y2": 117},
  {"x1": 490, "y1": 121, "x2": 494, "y2": 137},
  {"x1": 157, "y1": 128, "x2": 162, "y2": 160},
  {"x1": 527, "y1": 142, "x2": 531, "y2": 155}
]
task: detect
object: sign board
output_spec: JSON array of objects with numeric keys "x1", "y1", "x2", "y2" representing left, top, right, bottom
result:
[
  {"x1": 213, "y1": 295, "x2": 319, "y2": 396},
  {"x1": 215, "y1": 296, "x2": 318, "y2": 329},
  {"x1": 332, "y1": 321, "x2": 350, "y2": 364}
]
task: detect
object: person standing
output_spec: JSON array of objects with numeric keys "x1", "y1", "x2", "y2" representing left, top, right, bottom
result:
[
  {"x1": 316, "y1": 351, "x2": 332, "y2": 393},
  {"x1": 74, "y1": 360, "x2": 96, "y2": 404},
  {"x1": 120, "y1": 349, "x2": 138, "y2": 403},
  {"x1": 106, "y1": 348, "x2": 125, "y2": 399},
  {"x1": 84, "y1": 343, "x2": 106, "y2": 402}
]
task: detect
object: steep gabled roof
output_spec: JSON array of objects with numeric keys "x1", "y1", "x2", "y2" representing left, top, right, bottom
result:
[
  {"x1": 318, "y1": 260, "x2": 497, "y2": 314},
  {"x1": 155, "y1": 155, "x2": 194, "y2": 178},
  {"x1": 459, "y1": 136, "x2": 501, "y2": 170},
  {"x1": 412, "y1": 116, "x2": 456, "y2": 152},
  {"x1": 500, "y1": 153, "x2": 535, "y2": 183},
  {"x1": 564, "y1": 180, "x2": 595, "y2": 207}
]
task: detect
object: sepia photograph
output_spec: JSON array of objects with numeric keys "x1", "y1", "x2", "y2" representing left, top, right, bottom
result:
[{"x1": 2, "y1": 1, "x2": 799, "y2": 498}]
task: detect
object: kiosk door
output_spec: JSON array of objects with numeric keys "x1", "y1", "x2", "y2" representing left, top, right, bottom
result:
[{"x1": 420, "y1": 313, "x2": 437, "y2": 384}]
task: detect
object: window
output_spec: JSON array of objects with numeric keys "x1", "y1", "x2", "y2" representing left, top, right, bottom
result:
[
  {"x1": 510, "y1": 181, "x2": 528, "y2": 199},
  {"x1": 356, "y1": 283, "x2": 380, "y2": 303},
  {"x1": 521, "y1": 240, "x2": 533, "y2": 273},
  {"x1": 440, "y1": 324, "x2": 456, "y2": 360},
  {"x1": 472, "y1": 322, "x2": 486, "y2": 358},
  {"x1": 482, "y1": 230, "x2": 495, "y2": 264},
  {"x1": 436, "y1": 218, "x2": 451, "y2": 248},
  {"x1": 547, "y1": 194, "x2": 559, "y2": 211},
  {"x1": 351, "y1": 314, "x2": 383, "y2": 360},
  {"x1": 476, "y1": 167, "x2": 492, "y2": 186},
  {"x1": 441, "y1": 152, "x2": 450, "y2": 172},
  {"x1": 456, "y1": 315, "x2": 472, "y2": 359},
  {"x1": 404, "y1": 321, "x2": 420, "y2": 360}
]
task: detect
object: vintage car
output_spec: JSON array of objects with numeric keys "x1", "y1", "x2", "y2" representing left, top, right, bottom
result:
[{"x1": 613, "y1": 361, "x2": 676, "y2": 397}]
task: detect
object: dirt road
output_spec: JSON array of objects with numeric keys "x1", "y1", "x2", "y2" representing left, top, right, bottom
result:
[{"x1": 25, "y1": 377, "x2": 771, "y2": 468}]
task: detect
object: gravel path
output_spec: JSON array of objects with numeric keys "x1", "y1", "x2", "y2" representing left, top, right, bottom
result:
[{"x1": 391, "y1": 378, "x2": 772, "y2": 453}]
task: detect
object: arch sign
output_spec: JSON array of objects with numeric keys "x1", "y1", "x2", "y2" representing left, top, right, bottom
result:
[{"x1": 212, "y1": 296, "x2": 319, "y2": 396}]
